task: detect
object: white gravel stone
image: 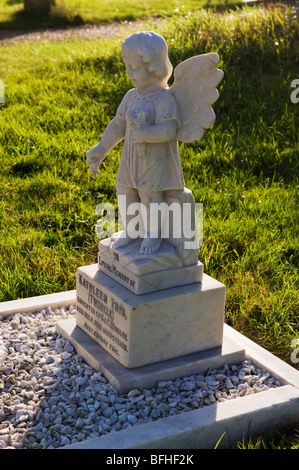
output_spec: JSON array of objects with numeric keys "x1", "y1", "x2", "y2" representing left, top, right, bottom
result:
[{"x1": 0, "y1": 305, "x2": 282, "y2": 449}]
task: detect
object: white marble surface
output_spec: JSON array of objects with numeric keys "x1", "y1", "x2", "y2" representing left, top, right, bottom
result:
[
  {"x1": 99, "y1": 237, "x2": 184, "y2": 274},
  {"x1": 86, "y1": 31, "x2": 223, "y2": 260},
  {"x1": 98, "y1": 237, "x2": 203, "y2": 294},
  {"x1": 75, "y1": 264, "x2": 225, "y2": 368},
  {"x1": 57, "y1": 318, "x2": 244, "y2": 393},
  {"x1": 0, "y1": 290, "x2": 76, "y2": 318}
]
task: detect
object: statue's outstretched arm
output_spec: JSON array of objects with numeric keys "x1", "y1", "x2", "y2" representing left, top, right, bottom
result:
[{"x1": 86, "y1": 116, "x2": 126, "y2": 177}]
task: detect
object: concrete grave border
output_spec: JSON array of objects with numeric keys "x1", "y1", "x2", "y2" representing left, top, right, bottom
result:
[{"x1": 1, "y1": 290, "x2": 299, "y2": 449}]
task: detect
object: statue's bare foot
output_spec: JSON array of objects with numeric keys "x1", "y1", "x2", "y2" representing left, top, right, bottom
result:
[
  {"x1": 111, "y1": 231, "x2": 133, "y2": 249},
  {"x1": 140, "y1": 235, "x2": 162, "y2": 255}
]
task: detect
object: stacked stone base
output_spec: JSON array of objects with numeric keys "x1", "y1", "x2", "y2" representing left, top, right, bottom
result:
[
  {"x1": 58, "y1": 235, "x2": 230, "y2": 391},
  {"x1": 75, "y1": 264, "x2": 225, "y2": 369}
]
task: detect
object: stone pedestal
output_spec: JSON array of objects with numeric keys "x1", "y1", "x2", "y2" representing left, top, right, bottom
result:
[
  {"x1": 76, "y1": 263, "x2": 225, "y2": 369},
  {"x1": 98, "y1": 237, "x2": 203, "y2": 295},
  {"x1": 59, "y1": 232, "x2": 228, "y2": 389},
  {"x1": 57, "y1": 318, "x2": 243, "y2": 394}
]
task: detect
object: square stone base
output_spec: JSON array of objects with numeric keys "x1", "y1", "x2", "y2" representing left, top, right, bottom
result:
[
  {"x1": 75, "y1": 264, "x2": 225, "y2": 368},
  {"x1": 56, "y1": 318, "x2": 244, "y2": 394}
]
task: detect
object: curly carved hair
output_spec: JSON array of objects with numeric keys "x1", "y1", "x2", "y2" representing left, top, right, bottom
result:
[{"x1": 121, "y1": 31, "x2": 173, "y2": 86}]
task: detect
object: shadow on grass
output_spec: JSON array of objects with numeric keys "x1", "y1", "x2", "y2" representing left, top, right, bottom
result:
[
  {"x1": 0, "y1": 0, "x2": 273, "y2": 33},
  {"x1": 0, "y1": 6, "x2": 85, "y2": 32}
]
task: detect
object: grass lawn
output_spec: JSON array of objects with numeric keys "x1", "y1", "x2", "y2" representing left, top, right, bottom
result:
[
  {"x1": 0, "y1": 0, "x2": 298, "y2": 448},
  {"x1": 1, "y1": 0, "x2": 242, "y2": 29}
]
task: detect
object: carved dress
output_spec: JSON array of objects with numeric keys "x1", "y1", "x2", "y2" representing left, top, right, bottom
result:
[{"x1": 116, "y1": 88, "x2": 185, "y2": 192}]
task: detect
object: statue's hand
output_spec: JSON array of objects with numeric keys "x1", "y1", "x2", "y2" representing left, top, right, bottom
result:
[{"x1": 86, "y1": 144, "x2": 106, "y2": 178}]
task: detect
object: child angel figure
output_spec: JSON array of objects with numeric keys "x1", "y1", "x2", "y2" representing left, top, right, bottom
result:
[{"x1": 87, "y1": 31, "x2": 223, "y2": 257}]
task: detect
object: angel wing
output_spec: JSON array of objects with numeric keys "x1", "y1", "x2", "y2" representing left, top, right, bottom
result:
[{"x1": 169, "y1": 53, "x2": 224, "y2": 143}]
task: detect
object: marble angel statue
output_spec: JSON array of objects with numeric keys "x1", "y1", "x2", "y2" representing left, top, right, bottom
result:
[{"x1": 86, "y1": 31, "x2": 223, "y2": 262}]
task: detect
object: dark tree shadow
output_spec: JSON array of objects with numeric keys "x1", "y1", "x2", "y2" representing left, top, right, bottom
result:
[{"x1": 0, "y1": 3, "x2": 85, "y2": 32}]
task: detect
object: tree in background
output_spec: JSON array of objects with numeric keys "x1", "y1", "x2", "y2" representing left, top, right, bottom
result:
[{"x1": 23, "y1": 0, "x2": 56, "y2": 14}]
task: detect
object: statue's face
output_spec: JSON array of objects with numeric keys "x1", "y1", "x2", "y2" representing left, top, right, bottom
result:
[{"x1": 123, "y1": 52, "x2": 159, "y2": 92}]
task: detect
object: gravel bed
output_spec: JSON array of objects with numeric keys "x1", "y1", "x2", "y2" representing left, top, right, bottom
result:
[{"x1": 0, "y1": 305, "x2": 281, "y2": 449}]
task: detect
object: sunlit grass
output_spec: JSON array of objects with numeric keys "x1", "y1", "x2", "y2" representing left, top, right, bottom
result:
[
  {"x1": 0, "y1": 0, "x2": 298, "y2": 448},
  {"x1": 0, "y1": 0, "x2": 241, "y2": 28},
  {"x1": 0, "y1": 1, "x2": 298, "y2": 375},
  {"x1": 235, "y1": 431, "x2": 299, "y2": 449}
]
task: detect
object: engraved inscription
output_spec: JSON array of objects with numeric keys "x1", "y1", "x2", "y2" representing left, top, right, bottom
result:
[
  {"x1": 98, "y1": 256, "x2": 136, "y2": 289},
  {"x1": 77, "y1": 273, "x2": 129, "y2": 358}
]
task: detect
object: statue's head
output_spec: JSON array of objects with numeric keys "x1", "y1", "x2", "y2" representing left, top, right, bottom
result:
[{"x1": 121, "y1": 31, "x2": 173, "y2": 87}]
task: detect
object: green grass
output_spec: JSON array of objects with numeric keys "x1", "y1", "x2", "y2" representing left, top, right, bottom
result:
[
  {"x1": 0, "y1": 0, "x2": 242, "y2": 29},
  {"x1": 234, "y1": 430, "x2": 299, "y2": 449},
  {"x1": 1, "y1": 1, "x2": 298, "y2": 357},
  {"x1": 0, "y1": 0, "x2": 298, "y2": 447}
]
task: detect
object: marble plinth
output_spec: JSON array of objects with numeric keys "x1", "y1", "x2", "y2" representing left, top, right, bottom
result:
[
  {"x1": 98, "y1": 237, "x2": 203, "y2": 295},
  {"x1": 75, "y1": 264, "x2": 225, "y2": 369},
  {"x1": 57, "y1": 318, "x2": 244, "y2": 394}
]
